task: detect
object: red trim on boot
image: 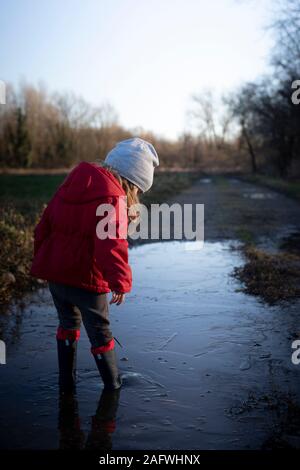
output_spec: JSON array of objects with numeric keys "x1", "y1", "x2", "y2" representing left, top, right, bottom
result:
[
  {"x1": 91, "y1": 338, "x2": 115, "y2": 355},
  {"x1": 92, "y1": 417, "x2": 116, "y2": 433},
  {"x1": 56, "y1": 327, "x2": 81, "y2": 341},
  {"x1": 103, "y1": 420, "x2": 116, "y2": 433}
]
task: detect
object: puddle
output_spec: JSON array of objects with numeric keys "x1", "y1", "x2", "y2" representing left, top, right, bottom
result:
[{"x1": 0, "y1": 241, "x2": 299, "y2": 450}]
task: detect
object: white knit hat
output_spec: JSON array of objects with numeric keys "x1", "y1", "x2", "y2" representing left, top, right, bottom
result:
[{"x1": 104, "y1": 137, "x2": 159, "y2": 192}]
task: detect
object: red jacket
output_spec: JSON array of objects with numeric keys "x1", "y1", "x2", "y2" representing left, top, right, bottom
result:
[{"x1": 30, "y1": 162, "x2": 132, "y2": 294}]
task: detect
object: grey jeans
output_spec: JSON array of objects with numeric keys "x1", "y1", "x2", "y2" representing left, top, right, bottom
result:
[{"x1": 49, "y1": 282, "x2": 113, "y2": 348}]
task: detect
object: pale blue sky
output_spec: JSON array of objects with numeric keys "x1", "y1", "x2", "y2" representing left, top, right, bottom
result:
[{"x1": 0, "y1": 0, "x2": 273, "y2": 139}]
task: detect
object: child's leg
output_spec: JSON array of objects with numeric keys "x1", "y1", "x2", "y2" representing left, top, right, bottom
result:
[
  {"x1": 49, "y1": 282, "x2": 82, "y2": 393},
  {"x1": 54, "y1": 285, "x2": 113, "y2": 349},
  {"x1": 76, "y1": 294, "x2": 113, "y2": 350},
  {"x1": 59, "y1": 286, "x2": 121, "y2": 390},
  {"x1": 49, "y1": 283, "x2": 121, "y2": 390},
  {"x1": 49, "y1": 282, "x2": 82, "y2": 333},
  {"x1": 78, "y1": 295, "x2": 121, "y2": 390}
]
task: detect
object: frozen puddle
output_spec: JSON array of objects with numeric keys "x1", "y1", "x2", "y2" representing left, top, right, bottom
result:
[{"x1": 0, "y1": 241, "x2": 298, "y2": 450}]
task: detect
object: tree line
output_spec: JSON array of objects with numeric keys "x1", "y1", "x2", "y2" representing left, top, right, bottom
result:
[{"x1": 0, "y1": 82, "x2": 236, "y2": 171}]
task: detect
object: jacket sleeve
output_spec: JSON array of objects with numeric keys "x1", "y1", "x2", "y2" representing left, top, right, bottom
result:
[
  {"x1": 94, "y1": 196, "x2": 132, "y2": 293},
  {"x1": 33, "y1": 203, "x2": 52, "y2": 256}
]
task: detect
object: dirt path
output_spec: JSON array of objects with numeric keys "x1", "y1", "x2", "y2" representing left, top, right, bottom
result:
[
  {"x1": 0, "y1": 176, "x2": 299, "y2": 450},
  {"x1": 169, "y1": 175, "x2": 300, "y2": 243}
]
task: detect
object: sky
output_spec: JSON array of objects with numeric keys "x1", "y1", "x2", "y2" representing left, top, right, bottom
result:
[{"x1": 0, "y1": 0, "x2": 274, "y2": 140}]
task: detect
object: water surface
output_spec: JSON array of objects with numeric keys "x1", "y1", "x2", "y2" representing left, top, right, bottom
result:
[{"x1": 0, "y1": 241, "x2": 299, "y2": 449}]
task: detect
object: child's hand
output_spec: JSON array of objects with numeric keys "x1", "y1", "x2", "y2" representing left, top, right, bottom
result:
[{"x1": 110, "y1": 292, "x2": 125, "y2": 305}]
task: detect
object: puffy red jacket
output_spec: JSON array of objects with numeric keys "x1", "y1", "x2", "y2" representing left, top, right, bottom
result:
[{"x1": 30, "y1": 162, "x2": 132, "y2": 293}]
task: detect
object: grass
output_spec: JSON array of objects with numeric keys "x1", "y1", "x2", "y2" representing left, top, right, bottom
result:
[
  {"x1": 0, "y1": 174, "x2": 66, "y2": 200},
  {"x1": 213, "y1": 175, "x2": 230, "y2": 187},
  {"x1": 0, "y1": 205, "x2": 42, "y2": 311},
  {"x1": 0, "y1": 171, "x2": 200, "y2": 213},
  {"x1": 0, "y1": 174, "x2": 66, "y2": 217},
  {"x1": 0, "y1": 170, "x2": 200, "y2": 310},
  {"x1": 233, "y1": 245, "x2": 300, "y2": 305},
  {"x1": 232, "y1": 173, "x2": 300, "y2": 304},
  {"x1": 140, "y1": 171, "x2": 200, "y2": 206},
  {"x1": 243, "y1": 174, "x2": 300, "y2": 200},
  {"x1": 235, "y1": 228, "x2": 255, "y2": 244}
]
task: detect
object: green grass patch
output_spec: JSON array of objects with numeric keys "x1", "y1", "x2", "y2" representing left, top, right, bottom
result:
[
  {"x1": 0, "y1": 171, "x2": 200, "y2": 209},
  {"x1": 235, "y1": 228, "x2": 255, "y2": 244},
  {"x1": 212, "y1": 175, "x2": 230, "y2": 187},
  {"x1": 0, "y1": 174, "x2": 66, "y2": 216}
]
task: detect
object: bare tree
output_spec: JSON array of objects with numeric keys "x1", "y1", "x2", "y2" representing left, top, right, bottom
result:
[
  {"x1": 189, "y1": 90, "x2": 218, "y2": 144},
  {"x1": 270, "y1": 0, "x2": 300, "y2": 77}
]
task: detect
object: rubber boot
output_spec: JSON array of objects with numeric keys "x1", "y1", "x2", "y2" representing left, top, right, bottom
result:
[
  {"x1": 56, "y1": 327, "x2": 80, "y2": 394},
  {"x1": 92, "y1": 347, "x2": 122, "y2": 391}
]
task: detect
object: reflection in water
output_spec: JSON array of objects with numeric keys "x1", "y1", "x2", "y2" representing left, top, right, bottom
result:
[
  {"x1": 85, "y1": 388, "x2": 121, "y2": 450},
  {"x1": 58, "y1": 388, "x2": 121, "y2": 450},
  {"x1": 58, "y1": 392, "x2": 85, "y2": 449}
]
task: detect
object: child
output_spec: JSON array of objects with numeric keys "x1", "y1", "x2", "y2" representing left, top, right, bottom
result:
[{"x1": 30, "y1": 137, "x2": 159, "y2": 393}]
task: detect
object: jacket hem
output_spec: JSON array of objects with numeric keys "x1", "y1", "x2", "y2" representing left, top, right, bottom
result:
[{"x1": 30, "y1": 271, "x2": 111, "y2": 294}]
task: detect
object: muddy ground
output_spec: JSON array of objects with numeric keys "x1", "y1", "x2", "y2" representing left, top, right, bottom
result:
[{"x1": 0, "y1": 176, "x2": 299, "y2": 450}]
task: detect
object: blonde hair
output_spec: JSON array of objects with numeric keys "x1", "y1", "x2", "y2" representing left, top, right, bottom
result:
[{"x1": 102, "y1": 163, "x2": 140, "y2": 223}]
